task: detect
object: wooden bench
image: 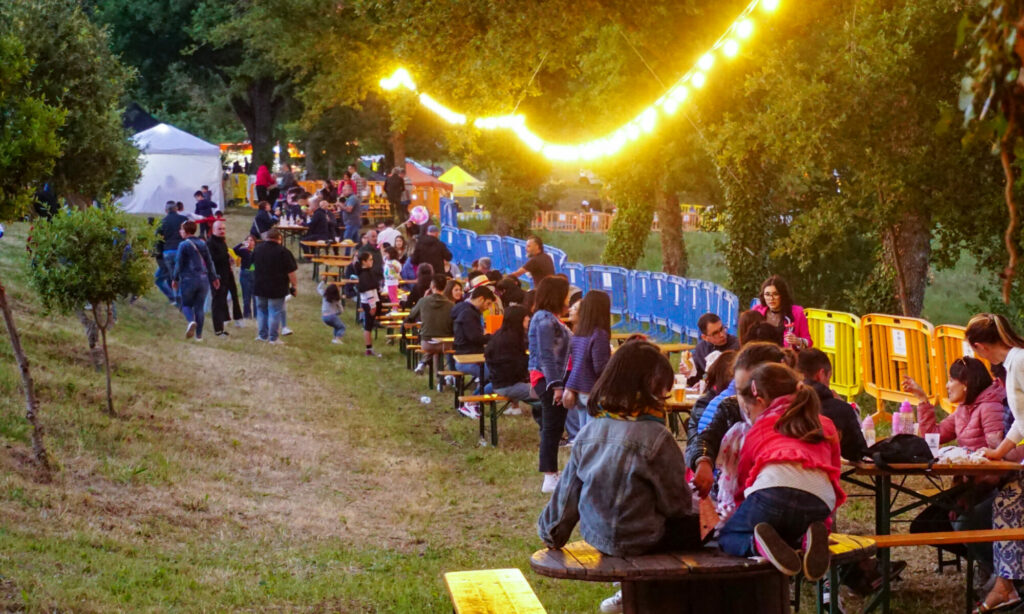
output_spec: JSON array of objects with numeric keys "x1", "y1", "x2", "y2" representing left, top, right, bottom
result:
[
  {"x1": 459, "y1": 394, "x2": 511, "y2": 446},
  {"x1": 438, "y1": 370, "x2": 465, "y2": 396},
  {"x1": 444, "y1": 568, "x2": 545, "y2": 614},
  {"x1": 865, "y1": 529, "x2": 1024, "y2": 614}
]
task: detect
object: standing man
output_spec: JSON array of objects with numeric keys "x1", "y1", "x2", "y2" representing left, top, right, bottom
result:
[
  {"x1": 358, "y1": 229, "x2": 383, "y2": 275},
  {"x1": 680, "y1": 313, "x2": 741, "y2": 386},
  {"x1": 253, "y1": 228, "x2": 298, "y2": 345},
  {"x1": 384, "y1": 166, "x2": 405, "y2": 221},
  {"x1": 510, "y1": 235, "x2": 554, "y2": 287},
  {"x1": 411, "y1": 225, "x2": 453, "y2": 277},
  {"x1": 156, "y1": 201, "x2": 188, "y2": 305},
  {"x1": 207, "y1": 220, "x2": 242, "y2": 336},
  {"x1": 340, "y1": 183, "x2": 362, "y2": 242},
  {"x1": 400, "y1": 168, "x2": 413, "y2": 221},
  {"x1": 172, "y1": 221, "x2": 219, "y2": 341},
  {"x1": 377, "y1": 219, "x2": 401, "y2": 249},
  {"x1": 348, "y1": 163, "x2": 367, "y2": 203}
]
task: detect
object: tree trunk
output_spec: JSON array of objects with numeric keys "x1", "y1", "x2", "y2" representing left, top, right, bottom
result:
[
  {"x1": 93, "y1": 302, "x2": 115, "y2": 417},
  {"x1": 0, "y1": 272, "x2": 50, "y2": 472},
  {"x1": 882, "y1": 209, "x2": 931, "y2": 317},
  {"x1": 391, "y1": 130, "x2": 406, "y2": 172},
  {"x1": 999, "y1": 105, "x2": 1019, "y2": 304},
  {"x1": 656, "y1": 187, "x2": 687, "y2": 276},
  {"x1": 230, "y1": 77, "x2": 285, "y2": 168}
]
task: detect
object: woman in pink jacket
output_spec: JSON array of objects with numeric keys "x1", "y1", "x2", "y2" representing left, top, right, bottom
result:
[
  {"x1": 902, "y1": 357, "x2": 1006, "y2": 451},
  {"x1": 753, "y1": 275, "x2": 812, "y2": 350}
]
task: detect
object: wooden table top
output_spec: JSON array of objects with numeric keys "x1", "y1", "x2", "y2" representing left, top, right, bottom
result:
[
  {"x1": 530, "y1": 541, "x2": 775, "y2": 583},
  {"x1": 846, "y1": 459, "x2": 1023, "y2": 476},
  {"x1": 666, "y1": 396, "x2": 698, "y2": 411},
  {"x1": 453, "y1": 354, "x2": 485, "y2": 365}
]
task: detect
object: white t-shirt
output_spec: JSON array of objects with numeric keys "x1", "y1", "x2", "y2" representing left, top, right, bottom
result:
[
  {"x1": 1004, "y1": 346, "x2": 1024, "y2": 445},
  {"x1": 745, "y1": 462, "x2": 836, "y2": 510}
]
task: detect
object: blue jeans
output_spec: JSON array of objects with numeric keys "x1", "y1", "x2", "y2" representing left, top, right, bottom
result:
[
  {"x1": 343, "y1": 220, "x2": 361, "y2": 242},
  {"x1": 156, "y1": 249, "x2": 178, "y2": 303},
  {"x1": 256, "y1": 296, "x2": 286, "y2": 341},
  {"x1": 455, "y1": 362, "x2": 487, "y2": 394},
  {"x1": 239, "y1": 269, "x2": 255, "y2": 318},
  {"x1": 179, "y1": 275, "x2": 210, "y2": 338},
  {"x1": 489, "y1": 382, "x2": 533, "y2": 402},
  {"x1": 322, "y1": 314, "x2": 346, "y2": 338},
  {"x1": 718, "y1": 487, "x2": 832, "y2": 557}
]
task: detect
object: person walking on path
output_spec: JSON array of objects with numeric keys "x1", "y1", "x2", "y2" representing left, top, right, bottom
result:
[
  {"x1": 172, "y1": 221, "x2": 219, "y2": 341},
  {"x1": 207, "y1": 220, "x2": 242, "y2": 336},
  {"x1": 155, "y1": 201, "x2": 188, "y2": 305},
  {"x1": 253, "y1": 228, "x2": 297, "y2": 344}
]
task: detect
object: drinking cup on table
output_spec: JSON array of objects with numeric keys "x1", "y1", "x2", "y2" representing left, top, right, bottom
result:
[{"x1": 924, "y1": 433, "x2": 940, "y2": 454}]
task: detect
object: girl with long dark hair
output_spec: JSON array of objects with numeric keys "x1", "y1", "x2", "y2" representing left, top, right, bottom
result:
[
  {"x1": 753, "y1": 275, "x2": 812, "y2": 350},
  {"x1": 528, "y1": 275, "x2": 572, "y2": 493}
]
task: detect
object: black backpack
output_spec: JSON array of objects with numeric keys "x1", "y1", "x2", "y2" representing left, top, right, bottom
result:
[{"x1": 868, "y1": 434, "x2": 935, "y2": 469}]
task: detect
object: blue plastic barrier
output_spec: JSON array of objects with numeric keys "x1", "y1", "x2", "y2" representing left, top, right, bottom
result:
[
  {"x1": 441, "y1": 225, "x2": 460, "y2": 260},
  {"x1": 547, "y1": 247, "x2": 568, "y2": 273},
  {"x1": 440, "y1": 198, "x2": 458, "y2": 227},
  {"x1": 585, "y1": 265, "x2": 629, "y2": 318},
  {"x1": 476, "y1": 235, "x2": 506, "y2": 271},
  {"x1": 717, "y1": 286, "x2": 740, "y2": 333},
  {"x1": 628, "y1": 271, "x2": 653, "y2": 331},
  {"x1": 650, "y1": 273, "x2": 674, "y2": 341},
  {"x1": 502, "y1": 237, "x2": 530, "y2": 278},
  {"x1": 455, "y1": 229, "x2": 478, "y2": 267},
  {"x1": 563, "y1": 262, "x2": 587, "y2": 293},
  {"x1": 667, "y1": 276, "x2": 689, "y2": 340}
]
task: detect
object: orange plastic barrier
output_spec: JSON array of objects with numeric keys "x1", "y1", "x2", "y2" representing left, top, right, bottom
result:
[
  {"x1": 805, "y1": 309, "x2": 861, "y2": 401},
  {"x1": 860, "y1": 314, "x2": 936, "y2": 423},
  {"x1": 543, "y1": 211, "x2": 578, "y2": 232},
  {"x1": 578, "y1": 212, "x2": 612, "y2": 232}
]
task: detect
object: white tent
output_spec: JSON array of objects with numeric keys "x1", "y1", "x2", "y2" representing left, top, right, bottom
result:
[{"x1": 118, "y1": 123, "x2": 223, "y2": 215}]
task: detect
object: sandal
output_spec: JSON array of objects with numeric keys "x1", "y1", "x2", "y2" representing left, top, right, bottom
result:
[{"x1": 973, "y1": 593, "x2": 1022, "y2": 613}]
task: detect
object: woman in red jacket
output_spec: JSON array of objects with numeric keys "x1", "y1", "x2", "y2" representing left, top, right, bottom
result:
[
  {"x1": 717, "y1": 363, "x2": 844, "y2": 581},
  {"x1": 753, "y1": 275, "x2": 812, "y2": 350},
  {"x1": 254, "y1": 164, "x2": 278, "y2": 207}
]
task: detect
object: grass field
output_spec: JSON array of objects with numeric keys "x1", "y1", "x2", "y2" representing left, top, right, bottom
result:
[{"x1": 0, "y1": 209, "x2": 992, "y2": 612}]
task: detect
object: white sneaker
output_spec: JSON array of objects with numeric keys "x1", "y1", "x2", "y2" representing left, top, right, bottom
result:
[
  {"x1": 331, "y1": 338, "x2": 343, "y2": 344},
  {"x1": 413, "y1": 362, "x2": 426, "y2": 375},
  {"x1": 457, "y1": 403, "x2": 480, "y2": 419},
  {"x1": 255, "y1": 336, "x2": 267, "y2": 342},
  {"x1": 541, "y1": 473, "x2": 559, "y2": 494},
  {"x1": 234, "y1": 320, "x2": 244, "y2": 328},
  {"x1": 600, "y1": 590, "x2": 623, "y2": 614},
  {"x1": 280, "y1": 327, "x2": 294, "y2": 336},
  {"x1": 505, "y1": 406, "x2": 522, "y2": 416},
  {"x1": 185, "y1": 321, "x2": 197, "y2": 339},
  {"x1": 268, "y1": 339, "x2": 285, "y2": 345},
  {"x1": 444, "y1": 376, "x2": 456, "y2": 387}
]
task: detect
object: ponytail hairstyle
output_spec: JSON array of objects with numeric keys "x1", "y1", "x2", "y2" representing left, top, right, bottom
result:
[
  {"x1": 587, "y1": 340, "x2": 674, "y2": 417},
  {"x1": 740, "y1": 362, "x2": 826, "y2": 443},
  {"x1": 966, "y1": 313, "x2": 1024, "y2": 349}
]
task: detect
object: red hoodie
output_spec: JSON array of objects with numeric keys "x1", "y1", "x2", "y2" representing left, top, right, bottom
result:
[{"x1": 735, "y1": 394, "x2": 846, "y2": 510}]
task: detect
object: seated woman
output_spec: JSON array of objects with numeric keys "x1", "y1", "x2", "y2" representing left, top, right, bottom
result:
[
  {"x1": 538, "y1": 340, "x2": 700, "y2": 612},
  {"x1": 717, "y1": 362, "x2": 843, "y2": 581},
  {"x1": 753, "y1": 275, "x2": 812, "y2": 350},
  {"x1": 686, "y1": 350, "x2": 737, "y2": 443},
  {"x1": 737, "y1": 309, "x2": 766, "y2": 346},
  {"x1": 902, "y1": 357, "x2": 1006, "y2": 583},
  {"x1": 484, "y1": 305, "x2": 535, "y2": 414}
]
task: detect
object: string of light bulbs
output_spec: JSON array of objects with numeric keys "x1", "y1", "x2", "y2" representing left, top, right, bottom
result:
[{"x1": 380, "y1": 0, "x2": 780, "y2": 162}]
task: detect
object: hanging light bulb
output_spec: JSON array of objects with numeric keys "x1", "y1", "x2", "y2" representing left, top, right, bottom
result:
[
  {"x1": 698, "y1": 53, "x2": 715, "y2": 71},
  {"x1": 761, "y1": 0, "x2": 780, "y2": 12},
  {"x1": 736, "y1": 18, "x2": 755, "y2": 39},
  {"x1": 691, "y1": 72, "x2": 706, "y2": 88},
  {"x1": 640, "y1": 108, "x2": 657, "y2": 133},
  {"x1": 723, "y1": 39, "x2": 740, "y2": 58}
]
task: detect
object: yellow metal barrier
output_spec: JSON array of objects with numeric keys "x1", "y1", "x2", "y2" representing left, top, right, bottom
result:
[
  {"x1": 860, "y1": 314, "x2": 936, "y2": 423},
  {"x1": 932, "y1": 325, "x2": 991, "y2": 413},
  {"x1": 805, "y1": 309, "x2": 861, "y2": 401}
]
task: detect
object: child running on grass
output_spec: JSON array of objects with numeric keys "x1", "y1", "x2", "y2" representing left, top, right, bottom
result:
[
  {"x1": 354, "y1": 251, "x2": 382, "y2": 357},
  {"x1": 538, "y1": 340, "x2": 700, "y2": 613},
  {"x1": 316, "y1": 281, "x2": 345, "y2": 344},
  {"x1": 717, "y1": 362, "x2": 844, "y2": 581}
]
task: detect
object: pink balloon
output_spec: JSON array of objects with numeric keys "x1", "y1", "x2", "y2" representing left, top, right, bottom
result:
[{"x1": 410, "y1": 206, "x2": 429, "y2": 225}]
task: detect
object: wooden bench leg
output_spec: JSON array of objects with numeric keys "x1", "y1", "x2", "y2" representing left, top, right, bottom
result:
[
  {"x1": 427, "y1": 356, "x2": 434, "y2": 390},
  {"x1": 478, "y1": 402, "x2": 486, "y2": 444},
  {"x1": 964, "y1": 549, "x2": 974, "y2": 614}
]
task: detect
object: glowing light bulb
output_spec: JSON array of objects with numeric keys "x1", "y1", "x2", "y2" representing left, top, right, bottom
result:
[
  {"x1": 692, "y1": 72, "x2": 706, "y2": 88},
  {"x1": 736, "y1": 18, "x2": 754, "y2": 39},
  {"x1": 419, "y1": 93, "x2": 465, "y2": 125},
  {"x1": 640, "y1": 108, "x2": 657, "y2": 133},
  {"x1": 761, "y1": 0, "x2": 779, "y2": 12},
  {"x1": 669, "y1": 85, "x2": 689, "y2": 102},
  {"x1": 723, "y1": 39, "x2": 740, "y2": 58},
  {"x1": 698, "y1": 53, "x2": 715, "y2": 71},
  {"x1": 662, "y1": 97, "x2": 679, "y2": 115},
  {"x1": 626, "y1": 123, "x2": 641, "y2": 141}
]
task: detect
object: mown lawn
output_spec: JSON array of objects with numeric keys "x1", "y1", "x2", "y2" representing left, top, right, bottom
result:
[{"x1": 0, "y1": 209, "x2": 989, "y2": 612}]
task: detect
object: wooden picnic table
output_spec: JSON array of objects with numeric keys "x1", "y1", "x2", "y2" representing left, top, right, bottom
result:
[
  {"x1": 530, "y1": 541, "x2": 789, "y2": 614},
  {"x1": 665, "y1": 393, "x2": 698, "y2": 438},
  {"x1": 841, "y1": 459, "x2": 1024, "y2": 614},
  {"x1": 275, "y1": 224, "x2": 306, "y2": 259}
]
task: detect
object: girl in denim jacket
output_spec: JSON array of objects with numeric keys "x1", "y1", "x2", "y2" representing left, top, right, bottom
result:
[
  {"x1": 538, "y1": 341, "x2": 700, "y2": 612},
  {"x1": 528, "y1": 276, "x2": 572, "y2": 494}
]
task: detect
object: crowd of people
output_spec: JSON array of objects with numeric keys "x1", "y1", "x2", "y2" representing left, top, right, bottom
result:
[{"x1": 150, "y1": 166, "x2": 1024, "y2": 614}]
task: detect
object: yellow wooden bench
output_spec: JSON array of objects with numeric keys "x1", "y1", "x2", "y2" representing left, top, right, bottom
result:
[
  {"x1": 459, "y1": 394, "x2": 513, "y2": 446},
  {"x1": 444, "y1": 568, "x2": 545, "y2": 614}
]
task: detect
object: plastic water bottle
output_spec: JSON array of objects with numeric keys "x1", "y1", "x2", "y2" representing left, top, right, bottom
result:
[
  {"x1": 893, "y1": 401, "x2": 914, "y2": 436},
  {"x1": 420, "y1": 396, "x2": 431, "y2": 405},
  {"x1": 861, "y1": 416, "x2": 876, "y2": 447}
]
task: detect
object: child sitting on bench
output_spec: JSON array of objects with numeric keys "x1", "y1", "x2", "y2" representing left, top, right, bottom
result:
[{"x1": 717, "y1": 362, "x2": 844, "y2": 581}]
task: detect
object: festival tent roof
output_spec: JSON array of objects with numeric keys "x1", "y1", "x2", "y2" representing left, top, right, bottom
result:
[
  {"x1": 117, "y1": 123, "x2": 224, "y2": 215},
  {"x1": 405, "y1": 162, "x2": 452, "y2": 191},
  {"x1": 438, "y1": 165, "x2": 484, "y2": 197}
]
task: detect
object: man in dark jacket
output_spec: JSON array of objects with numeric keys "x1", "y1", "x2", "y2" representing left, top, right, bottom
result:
[
  {"x1": 253, "y1": 229, "x2": 297, "y2": 344},
  {"x1": 207, "y1": 220, "x2": 243, "y2": 336},
  {"x1": 682, "y1": 313, "x2": 741, "y2": 386},
  {"x1": 251, "y1": 200, "x2": 277, "y2": 238},
  {"x1": 686, "y1": 342, "x2": 785, "y2": 499},
  {"x1": 193, "y1": 190, "x2": 217, "y2": 238},
  {"x1": 357, "y1": 229, "x2": 383, "y2": 276},
  {"x1": 798, "y1": 348, "x2": 869, "y2": 462},
  {"x1": 156, "y1": 201, "x2": 189, "y2": 304},
  {"x1": 411, "y1": 225, "x2": 453, "y2": 276},
  {"x1": 384, "y1": 166, "x2": 405, "y2": 221},
  {"x1": 452, "y1": 286, "x2": 495, "y2": 399}
]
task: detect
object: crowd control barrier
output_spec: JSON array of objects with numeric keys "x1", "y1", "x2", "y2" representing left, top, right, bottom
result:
[
  {"x1": 931, "y1": 325, "x2": 992, "y2": 412},
  {"x1": 476, "y1": 235, "x2": 506, "y2": 271},
  {"x1": 806, "y1": 309, "x2": 862, "y2": 401},
  {"x1": 860, "y1": 314, "x2": 937, "y2": 422}
]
